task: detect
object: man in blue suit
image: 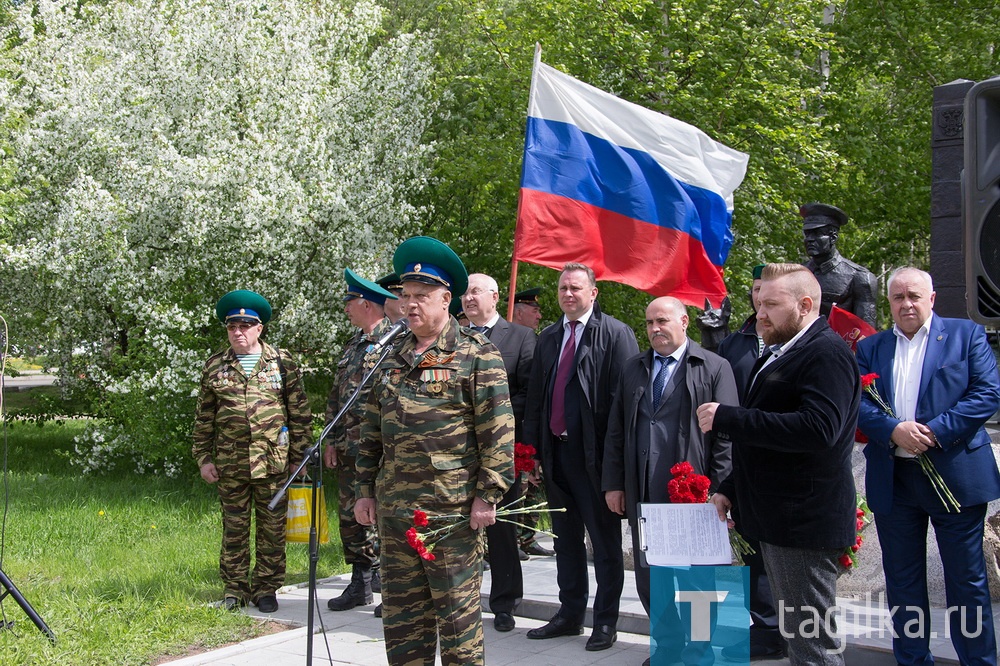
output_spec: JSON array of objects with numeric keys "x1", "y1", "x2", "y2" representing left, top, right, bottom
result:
[{"x1": 856, "y1": 266, "x2": 1000, "y2": 666}]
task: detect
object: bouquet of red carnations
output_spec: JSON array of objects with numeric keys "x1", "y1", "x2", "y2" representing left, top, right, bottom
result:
[{"x1": 667, "y1": 461, "x2": 755, "y2": 565}]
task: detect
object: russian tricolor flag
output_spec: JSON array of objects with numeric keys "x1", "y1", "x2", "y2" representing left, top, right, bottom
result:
[{"x1": 514, "y1": 54, "x2": 749, "y2": 307}]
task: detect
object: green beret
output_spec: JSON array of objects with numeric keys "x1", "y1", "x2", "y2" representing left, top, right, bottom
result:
[
  {"x1": 215, "y1": 290, "x2": 272, "y2": 324},
  {"x1": 392, "y1": 236, "x2": 468, "y2": 298},
  {"x1": 752, "y1": 264, "x2": 766, "y2": 280},
  {"x1": 344, "y1": 268, "x2": 398, "y2": 305}
]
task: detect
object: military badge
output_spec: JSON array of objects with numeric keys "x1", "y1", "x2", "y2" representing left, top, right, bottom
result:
[
  {"x1": 418, "y1": 351, "x2": 456, "y2": 369},
  {"x1": 419, "y1": 369, "x2": 452, "y2": 382}
]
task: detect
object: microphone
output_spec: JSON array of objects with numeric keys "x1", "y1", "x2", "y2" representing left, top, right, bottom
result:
[{"x1": 372, "y1": 318, "x2": 409, "y2": 352}]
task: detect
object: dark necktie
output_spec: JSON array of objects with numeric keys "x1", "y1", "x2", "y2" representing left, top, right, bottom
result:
[
  {"x1": 472, "y1": 325, "x2": 488, "y2": 334},
  {"x1": 549, "y1": 320, "x2": 579, "y2": 437},
  {"x1": 651, "y1": 355, "x2": 676, "y2": 411}
]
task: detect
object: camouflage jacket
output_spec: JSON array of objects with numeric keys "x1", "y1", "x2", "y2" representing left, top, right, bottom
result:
[
  {"x1": 192, "y1": 342, "x2": 312, "y2": 480},
  {"x1": 325, "y1": 318, "x2": 391, "y2": 457},
  {"x1": 356, "y1": 317, "x2": 514, "y2": 518}
]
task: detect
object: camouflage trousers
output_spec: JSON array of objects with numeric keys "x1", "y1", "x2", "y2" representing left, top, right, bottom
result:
[
  {"x1": 217, "y1": 472, "x2": 288, "y2": 602},
  {"x1": 379, "y1": 514, "x2": 484, "y2": 666},
  {"x1": 335, "y1": 452, "x2": 379, "y2": 567}
]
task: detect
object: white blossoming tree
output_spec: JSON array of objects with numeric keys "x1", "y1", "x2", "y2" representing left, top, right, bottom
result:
[{"x1": 0, "y1": 0, "x2": 437, "y2": 474}]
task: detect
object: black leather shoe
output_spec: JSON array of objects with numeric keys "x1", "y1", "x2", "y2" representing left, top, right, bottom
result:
[
  {"x1": 255, "y1": 594, "x2": 278, "y2": 613},
  {"x1": 585, "y1": 624, "x2": 617, "y2": 651},
  {"x1": 493, "y1": 611, "x2": 515, "y2": 632},
  {"x1": 373, "y1": 602, "x2": 383, "y2": 618},
  {"x1": 523, "y1": 541, "x2": 555, "y2": 557},
  {"x1": 518, "y1": 548, "x2": 530, "y2": 561},
  {"x1": 526, "y1": 616, "x2": 584, "y2": 639}
]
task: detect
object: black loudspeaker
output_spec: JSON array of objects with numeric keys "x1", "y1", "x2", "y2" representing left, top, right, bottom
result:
[{"x1": 964, "y1": 77, "x2": 1000, "y2": 325}]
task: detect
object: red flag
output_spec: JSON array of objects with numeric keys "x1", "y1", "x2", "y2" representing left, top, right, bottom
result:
[{"x1": 828, "y1": 305, "x2": 877, "y2": 352}]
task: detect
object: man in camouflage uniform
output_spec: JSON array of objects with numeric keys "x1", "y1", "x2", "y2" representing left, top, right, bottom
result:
[
  {"x1": 377, "y1": 272, "x2": 406, "y2": 324},
  {"x1": 324, "y1": 269, "x2": 397, "y2": 613},
  {"x1": 193, "y1": 290, "x2": 312, "y2": 613},
  {"x1": 355, "y1": 236, "x2": 514, "y2": 666}
]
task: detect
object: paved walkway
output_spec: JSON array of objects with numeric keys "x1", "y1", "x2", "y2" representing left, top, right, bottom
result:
[{"x1": 164, "y1": 538, "x2": 976, "y2": 665}]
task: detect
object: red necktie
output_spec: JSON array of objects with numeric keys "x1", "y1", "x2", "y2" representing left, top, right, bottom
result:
[{"x1": 549, "y1": 320, "x2": 579, "y2": 437}]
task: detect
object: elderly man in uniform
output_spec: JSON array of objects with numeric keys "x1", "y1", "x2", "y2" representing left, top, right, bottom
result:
[
  {"x1": 510, "y1": 287, "x2": 544, "y2": 331},
  {"x1": 193, "y1": 290, "x2": 312, "y2": 613},
  {"x1": 377, "y1": 272, "x2": 406, "y2": 324},
  {"x1": 354, "y1": 237, "x2": 515, "y2": 666},
  {"x1": 801, "y1": 202, "x2": 879, "y2": 328},
  {"x1": 324, "y1": 269, "x2": 398, "y2": 614}
]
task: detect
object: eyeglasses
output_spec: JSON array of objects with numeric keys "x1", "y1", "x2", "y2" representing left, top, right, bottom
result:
[
  {"x1": 465, "y1": 287, "x2": 495, "y2": 297},
  {"x1": 226, "y1": 323, "x2": 257, "y2": 332}
]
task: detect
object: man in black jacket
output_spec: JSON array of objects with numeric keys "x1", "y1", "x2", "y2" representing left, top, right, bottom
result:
[
  {"x1": 715, "y1": 263, "x2": 785, "y2": 660},
  {"x1": 698, "y1": 263, "x2": 859, "y2": 666},
  {"x1": 523, "y1": 263, "x2": 639, "y2": 652}
]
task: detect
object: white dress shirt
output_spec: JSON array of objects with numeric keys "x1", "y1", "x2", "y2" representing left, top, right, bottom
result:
[{"x1": 892, "y1": 313, "x2": 933, "y2": 458}]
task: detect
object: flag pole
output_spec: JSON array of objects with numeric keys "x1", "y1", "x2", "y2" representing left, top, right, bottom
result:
[
  {"x1": 506, "y1": 260, "x2": 519, "y2": 321},
  {"x1": 508, "y1": 43, "x2": 544, "y2": 321}
]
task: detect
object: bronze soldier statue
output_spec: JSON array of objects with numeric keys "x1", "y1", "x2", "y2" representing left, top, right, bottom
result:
[{"x1": 800, "y1": 203, "x2": 878, "y2": 328}]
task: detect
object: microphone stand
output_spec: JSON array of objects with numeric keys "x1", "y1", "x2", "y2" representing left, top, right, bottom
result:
[{"x1": 269, "y1": 339, "x2": 398, "y2": 665}]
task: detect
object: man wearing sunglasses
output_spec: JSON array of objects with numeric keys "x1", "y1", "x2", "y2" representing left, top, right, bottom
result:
[{"x1": 193, "y1": 290, "x2": 312, "y2": 614}]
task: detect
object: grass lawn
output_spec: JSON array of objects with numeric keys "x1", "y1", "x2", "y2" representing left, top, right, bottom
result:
[{"x1": 0, "y1": 418, "x2": 347, "y2": 665}]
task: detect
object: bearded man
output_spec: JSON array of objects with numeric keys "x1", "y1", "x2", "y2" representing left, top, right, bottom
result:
[{"x1": 697, "y1": 263, "x2": 860, "y2": 666}]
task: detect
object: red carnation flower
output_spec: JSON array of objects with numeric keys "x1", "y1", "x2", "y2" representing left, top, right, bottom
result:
[{"x1": 670, "y1": 461, "x2": 694, "y2": 477}]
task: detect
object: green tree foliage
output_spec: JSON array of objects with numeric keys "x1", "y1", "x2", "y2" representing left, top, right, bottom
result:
[
  {"x1": 0, "y1": 0, "x2": 437, "y2": 474},
  {"x1": 390, "y1": 0, "x2": 1000, "y2": 333},
  {"x1": 825, "y1": 1, "x2": 1000, "y2": 288},
  {"x1": 381, "y1": 0, "x2": 845, "y2": 333}
]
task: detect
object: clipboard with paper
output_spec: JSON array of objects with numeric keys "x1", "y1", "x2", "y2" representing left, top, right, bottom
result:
[{"x1": 637, "y1": 503, "x2": 731, "y2": 566}]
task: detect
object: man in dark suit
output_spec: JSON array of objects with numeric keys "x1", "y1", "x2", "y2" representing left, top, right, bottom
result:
[
  {"x1": 604, "y1": 295, "x2": 738, "y2": 665},
  {"x1": 523, "y1": 262, "x2": 639, "y2": 652},
  {"x1": 462, "y1": 272, "x2": 536, "y2": 633},
  {"x1": 715, "y1": 263, "x2": 785, "y2": 661},
  {"x1": 697, "y1": 263, "x2": 859, "y2": 665},
  {"x1": 856, "y1": 267, "x2": 1000, "y2": 666}
]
